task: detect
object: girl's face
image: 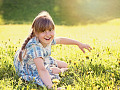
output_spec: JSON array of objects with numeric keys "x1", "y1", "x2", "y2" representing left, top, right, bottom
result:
[{"x1": 36, "y1": 29, "x2": 55, "y2": 47}]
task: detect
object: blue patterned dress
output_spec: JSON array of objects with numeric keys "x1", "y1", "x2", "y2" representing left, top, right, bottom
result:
[{"x1": 14, "y1": 37, "x2": 60, "y2": 86}]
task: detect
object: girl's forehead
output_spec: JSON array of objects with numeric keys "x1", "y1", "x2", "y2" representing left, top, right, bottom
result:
[
  {"x1": 43, "y1": 27, "x2": 54, "y2": 31},
  {"x1": 38, "y1": 28, "x2": 54, "y2": 33},
  {"x1": 45, "y1": 28, "x2": 54, "y2": 31}
]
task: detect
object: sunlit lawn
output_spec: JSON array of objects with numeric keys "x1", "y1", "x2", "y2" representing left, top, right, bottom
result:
[{"x1": 0, "y1": 19, "x2": 120, "y2": 89}]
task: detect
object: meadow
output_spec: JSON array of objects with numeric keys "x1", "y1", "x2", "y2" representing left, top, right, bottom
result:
[{"x1": 0, "y1": 19, "x2": 120, "y2": 90}]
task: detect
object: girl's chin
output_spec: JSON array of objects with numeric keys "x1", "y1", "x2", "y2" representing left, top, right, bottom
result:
[{"x1": 42, "y1": 40, "x2": 52, "y2": 46}]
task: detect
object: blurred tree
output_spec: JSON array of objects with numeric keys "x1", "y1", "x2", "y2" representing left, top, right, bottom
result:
[{"x1": 0, "y1": 0, "x2": 120, "y2": 25}]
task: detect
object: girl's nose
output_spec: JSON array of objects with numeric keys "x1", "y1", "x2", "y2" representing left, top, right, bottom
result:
[{"x1": 46, "y1": 31, "x2": 50, "y2": 36}]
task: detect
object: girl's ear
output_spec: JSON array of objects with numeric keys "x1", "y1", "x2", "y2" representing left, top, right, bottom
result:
[{"x1": 34, "y1": 32, "x2": 38, "y2": 37}]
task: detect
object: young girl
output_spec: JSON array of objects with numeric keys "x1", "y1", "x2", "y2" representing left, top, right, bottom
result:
[{"x1": 14, "y1": 11, "x2": 92, "y2": 89}]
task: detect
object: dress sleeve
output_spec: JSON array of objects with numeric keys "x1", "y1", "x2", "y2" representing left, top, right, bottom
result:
[
  {"x1": 27, "y1": 45, "x2": 44, "y2": 60},
  {"x1": 51, "y1": 38, "x2": 56, "y2": 45}
]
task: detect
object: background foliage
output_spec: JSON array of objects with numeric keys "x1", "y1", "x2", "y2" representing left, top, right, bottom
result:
[{"x1": 0, "y1": 0, "x2": 120, "y2": 25}]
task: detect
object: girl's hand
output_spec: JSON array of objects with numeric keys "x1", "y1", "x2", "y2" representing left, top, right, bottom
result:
[
  {"x1": 60, "y1": 68, "x2": 69, "y2": 73},
  {"x1": 51, "y1": 67, "x2": 61, "y2": 74},
  {"x1": 78, "y1": 43, "x2": 92, "y2": 53}
]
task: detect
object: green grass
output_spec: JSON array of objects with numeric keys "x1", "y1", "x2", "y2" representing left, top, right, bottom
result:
[{"x1": 0, "y1": 19, "x2": 120, "y2": 89}]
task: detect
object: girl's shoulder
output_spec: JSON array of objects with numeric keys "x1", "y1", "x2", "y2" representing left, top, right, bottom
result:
[
  {"x1": 26, "y1": 37, "x2": 36, "y2": 47},
  {"x1": 25, "y1": 37, "x2": 42, "y2": 48},
  {"x1": 25, "y1": 37, "x2": 43, "y2": 54}
]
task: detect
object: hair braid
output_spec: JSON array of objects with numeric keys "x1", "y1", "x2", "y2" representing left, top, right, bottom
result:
[{"x1": 19, "y1": 30, "x2": 35, "y2": 61}]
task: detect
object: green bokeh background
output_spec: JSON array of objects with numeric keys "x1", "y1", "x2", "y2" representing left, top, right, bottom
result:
[{"x1": 0, "y1": 0, "x2": 120, "y2": 25}]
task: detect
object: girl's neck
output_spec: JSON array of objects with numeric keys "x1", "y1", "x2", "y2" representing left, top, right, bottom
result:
[{"x1": 39, "y1": 40, "x2": 49, "y2": 48}]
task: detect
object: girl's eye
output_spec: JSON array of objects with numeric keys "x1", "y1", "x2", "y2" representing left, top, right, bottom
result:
[
  {"x1": 43, "y1": 30, "x2": 46, "y2": 33},
  {"x1": 49, "y1": 29, "x2": 53, "y2": 31}
]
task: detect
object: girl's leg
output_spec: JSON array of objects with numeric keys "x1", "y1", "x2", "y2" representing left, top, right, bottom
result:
[
  {"x1": 51, "y1": 67, "x2": 68, "y2": 74},
  {"x1": 55, "y1": 60, "x2": 68, "y2": 68}
]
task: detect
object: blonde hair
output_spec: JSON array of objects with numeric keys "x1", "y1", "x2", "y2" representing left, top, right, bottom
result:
[{"x1": 19, "y1": 11, "x2": 55, "y2": 61}]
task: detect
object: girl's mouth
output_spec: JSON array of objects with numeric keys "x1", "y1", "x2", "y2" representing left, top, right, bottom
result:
[{"x1": 44, "y1": 37, "x2": 51, "y2": 40}]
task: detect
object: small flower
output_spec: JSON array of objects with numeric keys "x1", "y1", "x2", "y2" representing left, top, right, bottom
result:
[
  {"x1": 111, "y1": 65, "x2": 114, "y2": 68},
  {"x1": 86, "y1": 56, "x2": 89, "y2": 59},
  {"x1": 74, "y1": 61, "x2": 77, "y2": 65},
  {"x1": 111, "y1": 73, "x2": 114, "y2": 77},
  {"x1": 69, "y1": 60, "x2": 72, "y2": 63},
  {"x1": 52, "y1": 79, "x2": 60, "y2": 83},
  {"x1": 118, "y1": 61, "x2": 120, "y2": 65},
  {"x1": 33, "y1": 77, "x2": 35, "y2": 81},
  {"x1": 91, "y1": 59, "x2": 92, "y2": 61},
  {"x1": 97, "y1": 54, "x2": 99, "y2": 57},
  {"x1": 93, "y1": 47, "x2": 95, "y2": 49},
  {"x1": 87, "y1": 72, "x2": 88, "y2": 75},
  {"x1": 107, "y1": 84, "x2": 109, "y2": 87},
  {"x1": 5, "y1": 42, "x2": 7, "y2": 45},
  {"x1": 8, "y1": 38, "x2": 10, "y2": 41},
  {"x1": 82, "y1": 59, "x2": 84, "y2": 62},
  {"x1": 89, "y1": 68, "x2": 92, "y2": 71},
  {"x1": 117, "y1": 58, "x2": 120, "y2": 61}
]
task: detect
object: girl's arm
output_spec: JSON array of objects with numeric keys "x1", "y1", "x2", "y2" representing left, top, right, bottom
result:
[
  {"x1": 55, "y1": 37, "x2": 92, "y2": 53},
  {"x1": 34, "y1": 57, "x2": 52, "y2": 89}
]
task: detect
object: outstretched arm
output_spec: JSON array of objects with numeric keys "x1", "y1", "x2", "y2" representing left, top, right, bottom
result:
[{"x1": 55, "y1": 37, "x2": 92, "y2": 53}]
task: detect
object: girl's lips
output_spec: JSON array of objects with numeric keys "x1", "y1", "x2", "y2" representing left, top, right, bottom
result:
[{"x1": 44, "y1": 37, "x2": 51, "y2": 40}]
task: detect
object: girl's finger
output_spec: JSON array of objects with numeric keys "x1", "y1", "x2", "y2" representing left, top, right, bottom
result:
[
  {"x1": 63, "y1": 68, "x2": 69, "y2": 71},
  {"x1": 81, "y1": 48, "x2": 85, "y2": 53},
  {"x1": 86, "y1": 45, "x2": 92, "y2": 51},
  {"x1": 86, "y1": 44, "x2": 92, "y2": 50},
  {"x1": 87, "y1": 48, "x2": 91, "y2": 52},
  {"x1": 89, "y1": 46, "x2": 92, "y2": 50}
]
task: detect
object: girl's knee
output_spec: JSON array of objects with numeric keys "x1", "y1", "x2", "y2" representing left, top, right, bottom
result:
[{"x1": 56, "y1": 60, "x2": 68, "y2": 68}]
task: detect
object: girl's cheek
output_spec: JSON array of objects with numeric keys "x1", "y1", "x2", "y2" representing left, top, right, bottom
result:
[
  {"x1": 52, "y1": 31, "x2": 55, "y2": 35},
  {"x1": 40, "y1": 33, "x2": 45, "y2": 37}
]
